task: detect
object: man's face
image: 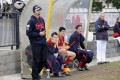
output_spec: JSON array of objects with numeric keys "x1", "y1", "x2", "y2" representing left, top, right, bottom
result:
[
  {"x1": 60, "y1": 30, "x2": 66, "y2": 36},
  {"x1": 51, "y1": 35, "x2": 58, "y2": 44},
  {"x1": 34, "y1": 9, "x2": 41, "y2": 16},
  {"x1": 77, "y1": 26, "x2": 82, "y2": 34},
  {"x1": 100, "y1": 14, "x2": 105, "y2": 20},
  {"x1": 118, "y1": 18, "x2": 120, "y2": 22}
]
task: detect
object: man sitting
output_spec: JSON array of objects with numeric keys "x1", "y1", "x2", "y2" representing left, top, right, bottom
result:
[
  {"x1": 58, "y1": 27, "x2": 76, "y2": 69},
  {"x1": 47, "y1": 32, "x2": 66, "y2": 77}
]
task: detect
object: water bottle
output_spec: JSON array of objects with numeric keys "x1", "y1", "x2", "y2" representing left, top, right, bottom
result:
[{"x1": 46, "y1": 69, "x2": 50, "y2": 78}]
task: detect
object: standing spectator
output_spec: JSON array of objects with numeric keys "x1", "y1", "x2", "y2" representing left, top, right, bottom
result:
[
  {"x1": 26, "y1": 5, "x2": 48, "y2": 80},
  {"x1": 95, "y1": 12, "x2": 110, "y2": 64},
  {"x1": 113, "y1": 17, "x2": 120, "y2": 44}
]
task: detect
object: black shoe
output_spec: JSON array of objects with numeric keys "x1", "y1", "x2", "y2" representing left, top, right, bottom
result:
[
  {"x1": 61, "y1": 73, "x2": 67, "y2": 77},
  {"x1": 77, "y1": 67, "x2": 84, "y2": 71},
  {"x1": 53, "y1": 73, "x2": 66, "y2": 77},
  {"x1": 32, "y1": 77, "x2": 43, "y2": 80},
  {"x1": 83, "y1": 66, "x2": 89, "y2": 70},
  {"x1": 103, "y1": 61, "x2": 110, "y2": 64},
  {"x1": 97, "y1": 62, "x2": 104, "y2": 65},
  {"x1": 53, "y1": 73, "x2": 59, "y2": 77}
]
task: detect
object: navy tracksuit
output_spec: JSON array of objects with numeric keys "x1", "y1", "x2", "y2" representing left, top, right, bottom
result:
[
  {"x1": 47, "y1": 43, "x2": 63, "y2": 74},
  {"x1": 26, "y1": 15, "x2": 48, "y2": 79},
  {"x1": 113, "y1": 22, "x2": 120, "y2": 36},
  {"x1": 69, "y1": 31, "x2": 93, "y2": 63}
]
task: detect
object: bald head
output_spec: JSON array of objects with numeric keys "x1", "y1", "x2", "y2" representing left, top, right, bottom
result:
[{"x1": 99, "y1": 12, "x2": 105, "y2": 20}]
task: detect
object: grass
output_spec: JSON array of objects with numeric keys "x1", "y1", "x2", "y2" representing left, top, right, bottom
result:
[
  {"x1": 33, "y1": 61, "x2": 120, "y2": 80},
  {"x1": 65, "y1": 61, "x2": 120, "y2": 80}
]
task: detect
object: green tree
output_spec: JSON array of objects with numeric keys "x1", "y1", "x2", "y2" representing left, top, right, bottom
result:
[
  {"x1": 108, "y1": 0, "x2": 120, "y2": 11},
  {"x1": 92, "y1": 0, "x2": 120, "y2": 12},
  {"x1": 92, "y1": 0, "x2": 103, "y2": 12}
]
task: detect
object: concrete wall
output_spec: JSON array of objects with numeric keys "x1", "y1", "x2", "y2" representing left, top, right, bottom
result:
[
  {"x1": 0, "y1": 50, "x2": 20, "y2": 76},
  {"x1": 88, "y1": 39, "x2": 120, "y2": 60}
]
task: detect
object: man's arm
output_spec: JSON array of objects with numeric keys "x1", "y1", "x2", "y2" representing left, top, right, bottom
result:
[
  {"x1": 79, "y1": 34, "x2": 85, "y2": 49},
  {"x1": 104, "y1": 21, "x2": 109, "y2": 31},
  {"x1": 26, "y1": 20, "x2": 40, "y2": 38},
  {"x1": 47, "y1": 44, "x2": 58, "y2": 54},
  {"x1": 95, "y1": 21, "x2": 105, "y2": 32}
]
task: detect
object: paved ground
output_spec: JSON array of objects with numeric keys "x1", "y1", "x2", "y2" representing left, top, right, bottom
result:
[{"x1": 0, "y1": 56, "x2": 120, "y2": 80}]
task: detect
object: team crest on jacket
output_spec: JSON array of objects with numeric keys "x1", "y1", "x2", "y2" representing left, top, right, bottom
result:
[{"x1": 35, "y1": 23, "x2": 44, "y2": 31}]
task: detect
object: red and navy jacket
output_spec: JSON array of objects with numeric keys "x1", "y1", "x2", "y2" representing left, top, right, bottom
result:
[
  {"x1": 69, "y1": 31, "x2": 85, "y2": 53},
  {"x1": 113, "y1": 22, "x2": 120, "y2": 36},
  {"x1": 26, "y1": 15, "x2": 46, "y2": 44},
  {"x1": 47, "y1": 38, "x2": 58, "y2": 54}
]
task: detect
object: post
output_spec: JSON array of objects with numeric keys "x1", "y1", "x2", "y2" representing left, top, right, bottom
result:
[
  {"x1": 85, "y1": 0, "x2": 93, "y2": 48},
  {"x1": 46, "y1": 0, "x2": 53, "y2": 38},
  {"x1": 16, "y1": 11, "x2": 20, "y2": 49}
]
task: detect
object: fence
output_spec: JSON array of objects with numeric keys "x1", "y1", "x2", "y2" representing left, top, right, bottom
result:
[{"x1": 0, "y1": 11, "x2": 20, "y2": 50}]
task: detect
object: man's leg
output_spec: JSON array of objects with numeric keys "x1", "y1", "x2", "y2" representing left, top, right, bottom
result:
[
  {"x1": 97, "y1": 40, "x2": 102, "y2": 63},
  {"x1": 64, "y1": 51, "x2": 76, "y2": 65},
  {"x1": 48, "y1": 54, "x2": 60, "y2": 75},
  {"x1": 38, "y1": 44, "x2": 48, "y2": 73},
  {"x1": 101, "y1": 40, "x2": 107, "y2": 62},
  {"x1": 117, "y1": 37, "x2": 120, "y2": 44},
  {"x1": 31, "y1": 44, "x2": 41, "y2": 79},
  {"x1": 58, "y1": 49, "x2": 67, "y2": 58}
]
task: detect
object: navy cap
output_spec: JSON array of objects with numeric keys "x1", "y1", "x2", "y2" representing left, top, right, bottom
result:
[{"x1": 33, "y1": 5, "x2": 42, "y2": 13}]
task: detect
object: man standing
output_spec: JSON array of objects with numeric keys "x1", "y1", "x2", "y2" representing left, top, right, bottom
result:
[
  {"x1": 95, "y1": 12, "x2": 110, "y2": 64},
  {"x1": 26, "y1": 5, "x2": 48, "y2": 80}
]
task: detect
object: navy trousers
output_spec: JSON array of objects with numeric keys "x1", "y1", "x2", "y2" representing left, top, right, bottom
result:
[
  {"x1": 31, "y1": 43, "x2": 48, "y2": 79},
  {"x1": 47, "y1": 54, "x2": 63, "y2": 74},
  {"x1": 75, "y1": 49, "x2": 94, "y2": 63}
]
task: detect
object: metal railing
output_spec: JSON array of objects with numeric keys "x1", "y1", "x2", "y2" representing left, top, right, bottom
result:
[{"x1": 0, "y1": 11, "x2": 20, "y2": 50}]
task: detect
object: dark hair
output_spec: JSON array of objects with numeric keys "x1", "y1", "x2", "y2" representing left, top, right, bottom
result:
[
  {"x1": 75, "y1": 24, "x2": 82, "y2": 29},
  {"x1": 51, "y1": 32, "x2": 58, "y2": 37},
  {"x1": 59, "y1": 27, "x2": 66, "y2": 32}
]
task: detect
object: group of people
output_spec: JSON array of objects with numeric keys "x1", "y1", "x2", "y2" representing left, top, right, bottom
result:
[
  {"x1": 26, "y1": 5, "x2": 120, "y2": 80},
  {"x1": 95, "y1": 12, "x2": 120, "y2": 64},
  {"x1": 26, "y1": 5, "x2": 94, "y2": 80},
  {"x1": 0, "y1": 2, "x2": 12, "y2": 18}
]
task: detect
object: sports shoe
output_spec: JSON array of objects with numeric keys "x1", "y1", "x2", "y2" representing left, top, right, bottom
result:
[{"x1": 77, "y1": 67, "x2": 84, "y2": 71}]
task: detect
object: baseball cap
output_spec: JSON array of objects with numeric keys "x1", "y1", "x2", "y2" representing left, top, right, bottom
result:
[{"x1": 33, "y1": 5, "x2": 42, "y2": 12}]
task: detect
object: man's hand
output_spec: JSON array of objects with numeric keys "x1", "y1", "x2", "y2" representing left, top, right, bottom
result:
[
  {"x1": 65, "y1": 46, "x2": 70, "y2": 50},
  {"x1": 54, "y1": 53, "x2": 58, "y2": 58},
  {"x1": 39, "y1": 31, "x2": 45, "y2": 36}
]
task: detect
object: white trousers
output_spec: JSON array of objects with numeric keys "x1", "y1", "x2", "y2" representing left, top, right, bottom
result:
[
  {"x1": 116, "y1": 37, "x2": 120, "y2": 44},
  {"x1": 96, "y1": 40, "x2": 107, "y2": 62}
]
